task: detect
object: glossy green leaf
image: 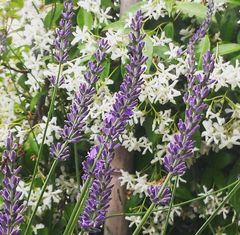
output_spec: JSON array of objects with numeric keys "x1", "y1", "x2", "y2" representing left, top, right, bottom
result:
[
  {"x1": 175, "y1": 2, "x2": 207, "y2": 19},
  {"x1": 164, "y1": 22, "x2": 174, "y2": 39},
  {"x1": 143, "y1": 35, "x2": 153, "y2": 72},
  {"x1": 227, "y1": 0, "x2": 240, "y2": 5},
  {"x1": 214, "y1": 43, "x2": 240, "y2": 56},
  {"x1": 44, "y1": 3, "x2": 63, "y2": 29},
  {"x1": 165, "y1": 0, "x2": 176, "y2": 15},
  {"x1": 77, "y1": 8, "x2": 93, "y2": 29},
  {"x1": 102, "y1": 20, "x2": 125, "y2": 31}
]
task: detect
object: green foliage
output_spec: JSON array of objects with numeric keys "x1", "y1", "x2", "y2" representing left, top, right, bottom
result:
[
  {"x1": 175, "y1": 2, "x2": 207, "y2": 19},
  {"x1": 214, "y1": 43, "x2": 240, "y2": 56},
  {"x1": 77, "y1": 8, "x2": 93, "y2": 29},
  {"x1": 44, "y1": 3, "x2": 63, "y2": 29}
]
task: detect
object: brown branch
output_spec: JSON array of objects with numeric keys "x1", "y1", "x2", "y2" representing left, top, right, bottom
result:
[
  {"x1": 104, "y1": 1, "x2": 138, "y2": 235},
  {"x1": 1, "y1": 62, "x2": 30, "y2": 74}
]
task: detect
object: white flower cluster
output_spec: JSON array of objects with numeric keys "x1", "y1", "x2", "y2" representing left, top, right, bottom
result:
[
  {"x1": 119, "y1": 130, "x2": 153, "y2": 154},
  {"x1": 126, "y1": 206, "x2": 182, "y2": 235},
  {"x1": 119, "y1": 170, "x2": 149, "y2": 197},
  {"x1": 141, "y1": 0, "x2": 168, "y2": 20},
  {"x1": 77, "y1": 0, "x2": 112, "y2": 28},
  {"x1": 17, "y1": 180, "x2": 62, "y2": 216},
  {"x1": 194, "y1": 186, "x2": 230, "y2": 219},
  {"x1": 0, "y1": 82, "x2": 18, "y2": 146},
  {"x1": 36, "y1": 116, "x2": 61, "y2": 146},
  {"x1": 211, "y1": 57, "x2": 240, "y2": 92},
  {"x1": 8, "y1": 0, "x2": 54, "y2": 93},
  {"x1": 202, "y1": 103, "x2": 240, "y2": 151}
]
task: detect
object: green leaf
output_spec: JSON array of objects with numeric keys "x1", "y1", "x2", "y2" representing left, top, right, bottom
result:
[
  {"x1": 219, "y1": 7, "x2": 238, "y2": 42},
  {"x1": 153, "y1": 45, "x2": 169, "y2": 59},
  {"x1": 125, "y1": 194, "x2": 143, "y2": 213},
  {"x1": 102, "y1": 20, "x2": 125, "y2": 31},
  {"x1": 214, "y1": 43, "x2": 240, "y2": 56},
  {"x1": 143, "y1": 35, "x2": 153, "y2": 72},
  {"x1": 230, "y1": 187, "x2": 240, "y2": 213},
  {"x1": 175, "y1": 186, "x2": 193, "y2": 200},
  {"x1": 227, "y1": 0, "x2": 240, "y2": 5},
  {"x1": 30, "y1": 91, "x2": 46, "y2": 112},
  {"x1": 143, "y1": 116, "x2": 161, "y2": 145},
  {"x1": 45, "y1": 0, "x2": 60, "y2": 4},
  {"x1": 175, "y1": 2, "x2": 207, "y2": 19},
  {"x1": 100, "y1": 61, "x2": 110, "y2": 81},
  {"x1": 165, "y1": 0, "x2": 176, "y2": 15},
  {"x1": 18, "y1": 75, "x2": 29, "y2": 91},
  {"x1": 77, "y1": 8, "x2": 93, "y2": 29},
  {"x1": 163, "y1": 22, "x2": 174, "y2": 39},
  {"x1": 44, "y1": 3, "x2": 63, "y2": 29},
  {"x1": 9, "y1": 0, "x2": 24, "y2": 9},
  {"x1": 197, "y1": 35, "x2": 210, "y2": 69},
  {"x1": 211, "y1": 152, "x2": 233, "y2": 169}
]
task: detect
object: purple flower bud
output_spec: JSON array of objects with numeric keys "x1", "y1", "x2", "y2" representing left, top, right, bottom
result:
[{"x1": 147, "y1": 185, "x2": 171, "y2": 206}]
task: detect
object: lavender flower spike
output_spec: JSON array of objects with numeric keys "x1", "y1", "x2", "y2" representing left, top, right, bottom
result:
[
  {"x1": 50, "y1": 39, "x2": 110, "y2": 161},
  {"x1": 163, "y1": 0, "x2": 215, "y2": 177},
  {"x1": 79, "y1": 10, "x2": 147, "y2": 233},
  {"x1": 53, "y1": 0, "x2": 74, "y2": 63},
  {"x1": 0, "y1": 132, "x2": 24, "y2": 235},
  {"x1": 187, "y1": 0, "x2": 214, "y2": 76}
]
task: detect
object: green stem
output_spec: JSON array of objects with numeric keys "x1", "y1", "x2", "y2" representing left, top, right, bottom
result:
[
  {"x1": 106, "y1": 178, "x2": 239, "y2": 219},
  {"x1": 132, "y1": 173, "x2": 172, "y2": 235},
  {"x1": 24, "y1": 160, "x2": 58, "y2": 235},
  {"x1": 162, "y1": 177, "x2": 178, "y2": 235},
  {"x1": 63, "y1": 144, "x2": 105, "y2": 235},
  {"x1": 63, "y1": 177, "x2": 93, "y2": 235},
  {"x1": 195, "y1": 179, "x2": 240, "y2": 235},
  {"x1": 26, "y1": 64, "x2": 62, "y2": 204},
  {"x1": 74, "y1": 144, "x2": 80, "y2": 188}
]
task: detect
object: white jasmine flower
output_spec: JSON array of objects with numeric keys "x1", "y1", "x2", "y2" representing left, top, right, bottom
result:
[
  {"x1": 71, "y1": 26, "x2": 94, "y2": 45},
  {"x1": 142, "y1": 0, "x2": 168, "y2": 20},
  {"x1": 36, "y1": 116, "x2": 61, "y2": 146},
  {"x1": 125, "y1": 216, "x2": 142, "y2": 227},
  {"x1": 151, "y1": 32, "x2": 172, "y2": 46}
]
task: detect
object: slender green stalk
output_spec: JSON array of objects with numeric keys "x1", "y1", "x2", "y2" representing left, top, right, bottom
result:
[
  {"x1": 74, "y1": 144, "x2": 80, "y2": 187},
  {"x1": 68, "y1": 178, "x2": 93, "y2": 235},
  {"x1": 162, "y1": 177, "x2": 178, "y2": 235},
  {"x1": 106, "y1": 178, "x2": 239, "y2": 219},
  {"x1": 63, "y1": 144, "x2": 106, "y2": 235},
  {"x1": 24, "y1": 160, "x2": 59, "y2": 235},
  {"x1": 195, "y1": 179, "x2": 240, "y2": 235},
  {"x1": 26, "y1": 64, "x2": 62, "y2": 204},
  {"x1": 132, "y1": 173, "x2": 172, "y2": 235}
]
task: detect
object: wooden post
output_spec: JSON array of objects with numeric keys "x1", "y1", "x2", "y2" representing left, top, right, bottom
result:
[{"x1": 104, "y1": 1, "x2": 138, "y2": 235}]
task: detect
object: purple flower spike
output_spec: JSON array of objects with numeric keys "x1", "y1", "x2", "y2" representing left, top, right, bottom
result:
[
  {"x1": 147, "y1": 186, "x2": 171, "y2": 206},
  {"x1": 53, "y1": 0, "x2": 74, "y2": 63},
  {"x1": 163, "y1": 0, "x2": 215, "y2": 177},
  {"x1": 79, "y1": 10, "x2": 147, "y2": 232},
  {"x1": 187, "y1": 0, "x2": 214, "y2": 76},
  {"x1": 50, "y1": 39, "x2": 110, "y2": 161},
  {"x1": 0, "y1": 132, "x2": 24, "y2": 235}
]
